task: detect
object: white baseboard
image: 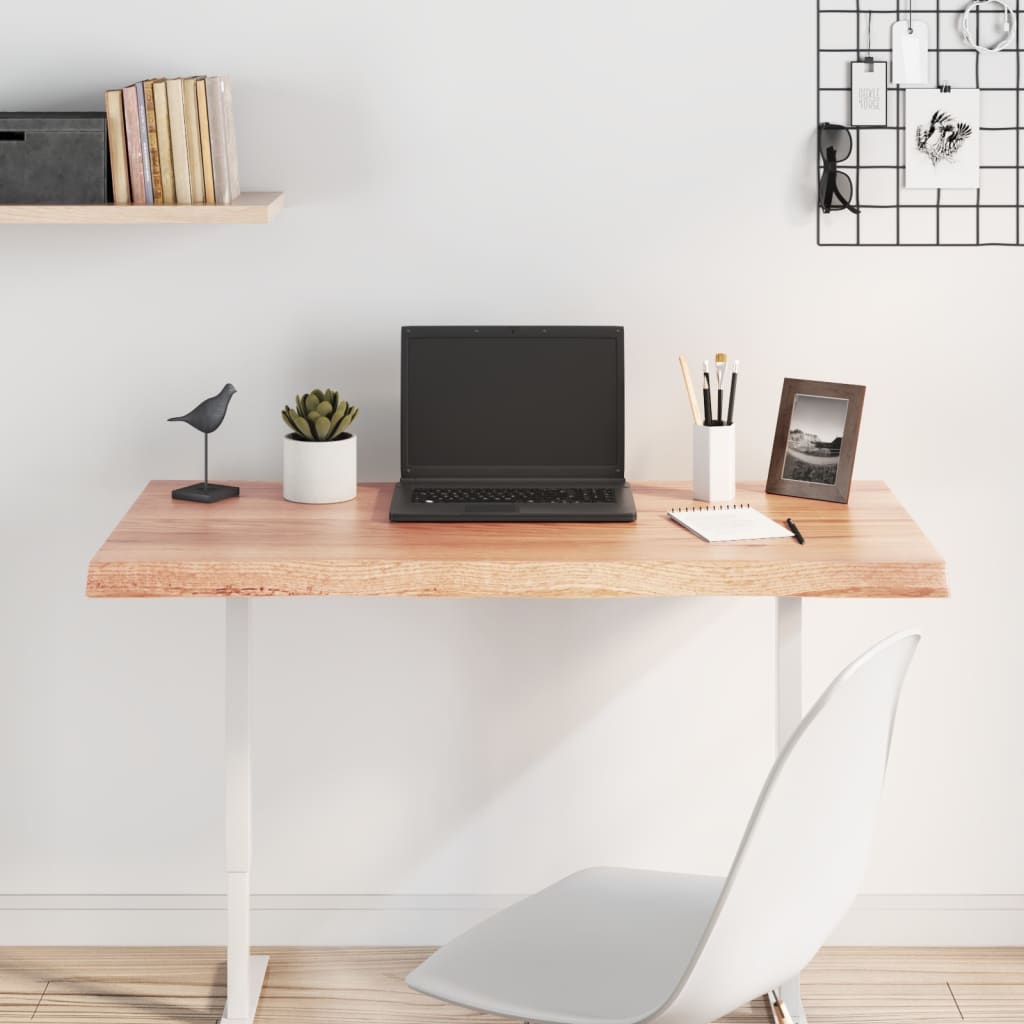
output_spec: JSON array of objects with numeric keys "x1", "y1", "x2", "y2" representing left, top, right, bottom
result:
[
  {"x1": 828, "y1": 894, "x2": 1024, "y2": 945},
  {"x1": 0, "y1": 893, "x2": 1021, "y2": 947}
]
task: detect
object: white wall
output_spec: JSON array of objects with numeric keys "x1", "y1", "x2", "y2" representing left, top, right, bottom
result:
[{"x1": 1, "y1": 0, "x2": 1021, "y2": 944}]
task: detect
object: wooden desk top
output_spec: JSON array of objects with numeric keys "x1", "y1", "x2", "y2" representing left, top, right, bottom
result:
[{"x1": 85, "y1": 481, "x2": 948, "y2": 600}]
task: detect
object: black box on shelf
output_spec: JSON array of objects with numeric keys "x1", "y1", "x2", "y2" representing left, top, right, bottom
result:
[{"x1": 0, "y1": 113, "x2": 109, "y2": 204}]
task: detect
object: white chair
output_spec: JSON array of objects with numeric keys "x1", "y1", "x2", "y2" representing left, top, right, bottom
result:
[{"x1": 407, "y1": 630, "x2": 921, "y2": 1024}]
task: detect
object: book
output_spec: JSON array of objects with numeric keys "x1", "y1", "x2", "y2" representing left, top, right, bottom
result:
[
  {"x1": 121, "y1": 84, "x2": 145, "y2": 204},
  {"x1": 142, "y1": 80, "x2": 164, "y2": 204},
  {"x1": 667, "y1": 504, "x2": 793, "y2": 543},
  {"x1": 220, "y1": 76, "x2": 241, "y2": 203},
  {"x1": 104, "y1": 89, "x2": 130, "y2": 204},
  {"x1": 195, "y1": 78, "x2": 216, "y2": 204},
  {"x1": 152, "y1": 79, "x2": 176, "y2": 204},
  {"x1": 204, "y1": 76, "x2": 230, "y2": 204},
  {"x1": 165, "y1": 78, "x2": 192, "y2": 204},
  {"x1": 135, "y1": 82, "x2": 154, "y2": 204},
  {"x1": 181, "y1": 76, "x2": 206, "y2": 204}
]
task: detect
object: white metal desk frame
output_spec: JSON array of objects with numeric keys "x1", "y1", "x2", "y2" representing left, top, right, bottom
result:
[{"x1": 219, "y1": 595, "x2": 811, "y2": 1024}]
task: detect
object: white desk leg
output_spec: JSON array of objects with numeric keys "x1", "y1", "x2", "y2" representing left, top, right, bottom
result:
[
  {"x1": 776, "y1": 597, "x2": 808, "y2": 1024},
  {"x1": 222, "y1": 598, "x2": 269, "y2": 1024},
  {"x1": 776, "y1": 597, "x2": 804, "y2": 751}
]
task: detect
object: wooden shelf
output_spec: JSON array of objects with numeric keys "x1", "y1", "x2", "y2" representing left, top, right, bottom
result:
[{"x1": 0, "y1": 191, "x2": 284, "y2": 224}]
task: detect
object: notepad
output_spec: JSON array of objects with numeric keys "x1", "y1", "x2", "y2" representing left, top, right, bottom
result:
[{"x1": 667, "y1": 504, "x2": 794, "y2": 543}]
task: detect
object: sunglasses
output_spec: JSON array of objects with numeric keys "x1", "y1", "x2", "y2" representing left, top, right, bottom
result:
[{"x1": 818, "y1": 123, "x2": 860, "y2": 215}]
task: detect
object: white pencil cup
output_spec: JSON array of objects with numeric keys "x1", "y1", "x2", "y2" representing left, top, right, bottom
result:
[{"x1": 693, "y1": 424, "x2": 736, "y2": 504}]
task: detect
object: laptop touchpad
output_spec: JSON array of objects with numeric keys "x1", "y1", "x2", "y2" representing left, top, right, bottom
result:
[{"x1": 465, "y1": 504, "x2": 519, "y2": 514}]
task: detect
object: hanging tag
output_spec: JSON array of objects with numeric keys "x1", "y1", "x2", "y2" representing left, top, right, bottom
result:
[
  {"x1": 892, "y1": 21, "x2": 929, "y2": 85},
  {"x1": 851, "y1": 61, "x2": 888, "y2": 126}
]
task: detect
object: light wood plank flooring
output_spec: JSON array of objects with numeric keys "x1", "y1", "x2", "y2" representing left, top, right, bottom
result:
[{"x1": 0, "y1": 947, "x2": 1020, "y2": 1023}]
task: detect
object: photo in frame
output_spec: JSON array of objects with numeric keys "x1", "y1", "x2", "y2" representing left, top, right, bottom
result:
[{"x1": 766, "y1": 379, "x2": 866, "y2": 504}]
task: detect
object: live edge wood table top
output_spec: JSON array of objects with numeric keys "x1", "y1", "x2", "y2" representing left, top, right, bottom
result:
[{"x1": 85, "y1": 481, "x2": 948, "y2": 600}]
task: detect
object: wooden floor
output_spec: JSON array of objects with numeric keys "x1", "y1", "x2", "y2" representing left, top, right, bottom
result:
[{"x1": 0, "y1": 947, "x2": 1021, "y2": 1023}]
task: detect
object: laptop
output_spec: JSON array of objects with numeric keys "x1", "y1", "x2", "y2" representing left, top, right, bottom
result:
[{"x1": 389, "y1": 326, "x2": 637, "y2": 523}]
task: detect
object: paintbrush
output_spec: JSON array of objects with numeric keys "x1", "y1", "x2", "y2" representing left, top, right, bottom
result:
[
  {"x1": 702, "y1": 360, "x2": 713, "y2": 426},
  {"x1": 726, "y1": 359, "x2": 739, "y2": 426},
  {"x1": 715, "y1": 352, "x2": 728, "y2": 425}
]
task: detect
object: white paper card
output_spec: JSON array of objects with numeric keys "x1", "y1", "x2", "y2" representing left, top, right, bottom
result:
[
  {"x1": 892, "y1": 21, "x2": 929, "y2": 85},
  {"x1": 851, "y1": 61, "x2": 888, "y2": 126},
  {"x1": 905, "y1": 89, "x2": 980, "y2": 189}
]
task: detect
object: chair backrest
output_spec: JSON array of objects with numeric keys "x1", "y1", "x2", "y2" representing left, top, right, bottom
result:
[{"x1": 660, "y1": 630, "x2": 920, "y2": 1024}]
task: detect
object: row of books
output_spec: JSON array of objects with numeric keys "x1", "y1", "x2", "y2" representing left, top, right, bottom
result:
[{"x1": 104, "y1": 77, "x2": 240, "y2": 206}]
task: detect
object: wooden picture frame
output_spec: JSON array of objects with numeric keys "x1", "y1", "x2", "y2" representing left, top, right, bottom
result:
[{"x1": 766, "y1": 379, "x2": 865, "y2": 503}]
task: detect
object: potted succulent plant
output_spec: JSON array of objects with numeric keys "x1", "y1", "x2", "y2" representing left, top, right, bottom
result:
[{"x1": 281, "y1": 388, "x2": 360, "y2": 503}]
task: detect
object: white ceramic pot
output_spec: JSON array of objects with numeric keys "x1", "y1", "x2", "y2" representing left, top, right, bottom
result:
[{"x1": 282, "y1": 433, "x2": 357, "y2": 503}]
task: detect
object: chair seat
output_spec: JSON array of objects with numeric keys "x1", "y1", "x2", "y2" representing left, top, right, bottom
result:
[{"x1": 406, "y1": 867, "x2": 724, "y2": 1024}]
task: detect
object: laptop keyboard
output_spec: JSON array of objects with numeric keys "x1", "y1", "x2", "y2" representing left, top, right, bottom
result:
[{"x1": 412, "y1": 487, "x2": 617, "y2": 505}]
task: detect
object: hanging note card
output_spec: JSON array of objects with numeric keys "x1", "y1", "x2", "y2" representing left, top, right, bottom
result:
[
  {"x1": 851, "y1": 61, "x2": 888, "y2": 126},
  {"x1": 905, "y1": 88, "x2": 980, "y2": 189},
  {"x1": 892, "y1": 21, "x2": 929, "y2": 85}
]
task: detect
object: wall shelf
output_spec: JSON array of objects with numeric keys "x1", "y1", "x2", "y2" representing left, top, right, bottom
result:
[{"x1": 0, "y1": 191, "x2": 284, "y2": 225}]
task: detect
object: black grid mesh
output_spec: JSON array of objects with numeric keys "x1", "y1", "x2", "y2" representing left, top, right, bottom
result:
[{"x1": 817, "y1": 1, "x2": 1023, "y2": 245}]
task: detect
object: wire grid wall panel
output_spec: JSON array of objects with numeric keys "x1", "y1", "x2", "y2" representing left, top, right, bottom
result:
[{"x1": 817, "y1": 1, "x2": 1023, "y2": 245}]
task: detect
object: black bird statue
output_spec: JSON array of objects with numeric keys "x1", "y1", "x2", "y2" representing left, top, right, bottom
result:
[{"x1": 167, "y1": 383, "x2": 240, "y2": 503}]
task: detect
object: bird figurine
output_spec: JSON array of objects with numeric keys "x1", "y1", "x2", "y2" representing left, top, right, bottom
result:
[
  {"x1": 168, "y1": 383, "x2": 240, "y2": 503},
  {"x1": 168, "y1": 382, "x2": 237, "y2": 433}
]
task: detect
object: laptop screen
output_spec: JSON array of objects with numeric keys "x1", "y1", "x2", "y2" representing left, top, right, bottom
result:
[{"x1": 402, "y1": 327, "x2": 624, "y2": 478}]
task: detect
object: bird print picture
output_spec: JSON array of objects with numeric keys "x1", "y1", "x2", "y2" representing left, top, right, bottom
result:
[
  {"x1": 916, "y1": 111, "x2": 971, "y2": 165},
  {"x1": 905, "y1": 89, "x2": 980, "y2": 189}
]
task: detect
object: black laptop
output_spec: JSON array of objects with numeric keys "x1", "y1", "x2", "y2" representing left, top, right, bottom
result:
[{"x1": 389, "y1": 326, "x2": 637, "y2": 523}]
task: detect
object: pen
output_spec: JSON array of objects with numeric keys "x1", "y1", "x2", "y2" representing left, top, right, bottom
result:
[
  {"x1": 702, "y1": 360, "x2": 713, "y2": 426},
  {"x1": 726, "y1": 359, "x2": 739, "y2": 426},
  {"x1": 785, "y1": 518, "x2": 805, "y2": 545}
]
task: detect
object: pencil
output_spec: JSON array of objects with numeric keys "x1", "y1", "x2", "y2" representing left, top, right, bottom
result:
[{"x1": 678, "y1": 356, "x2": 702, "y2": 426}]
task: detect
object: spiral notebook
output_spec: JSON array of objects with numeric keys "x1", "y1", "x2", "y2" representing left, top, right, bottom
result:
[{"x1": 667, "y1": 504, "x2": 793, "y2": 543}]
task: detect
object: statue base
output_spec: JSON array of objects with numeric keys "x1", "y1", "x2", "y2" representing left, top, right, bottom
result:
[{"x1": 171, "y1": 483, "x2": 241, "y2": 504}]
